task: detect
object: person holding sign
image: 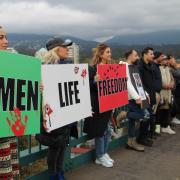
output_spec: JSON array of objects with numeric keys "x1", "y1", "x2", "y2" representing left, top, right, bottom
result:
[
  {"x1": 84, "y1": 44, "x2": 114, "y2": 168},
  {"x1": 37, "y1": 37, "x2": 74, "y2": 180},
  {"x1": 0, "y1": 26, "x2": 20, "y2": 180},
  {"x1": 120, "y1": 50, "x2": 150, "y2": 152}
]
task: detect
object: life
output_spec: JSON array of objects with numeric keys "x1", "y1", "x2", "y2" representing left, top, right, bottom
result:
[{"x1": 58, "y1": 81, "x2": 80, "y2": 108}]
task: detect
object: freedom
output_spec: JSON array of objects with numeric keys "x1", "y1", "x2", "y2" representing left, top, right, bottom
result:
[{"x1": 98, "y1": 77, "x2": 127, "y2": 97}]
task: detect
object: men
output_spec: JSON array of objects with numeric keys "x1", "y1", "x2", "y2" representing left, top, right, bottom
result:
[
  {"x1": 157, "y1": 56, "x2": 176, "y2": 134},
  {"x1": 0, "y1": 26, "x2": 20, "y2": 179},
  {"x1": 121, "y1": 49, "x2": 150, "y2": 152},
  {"x1": 137, "y1": 47, "x2": 156, "y2": 146},
  {"x1": 168, "y1": 55, "x2": 180, "y2": 124},
  {"x1": 152, "y1": 51, "x2": 163, "y2": 134}
]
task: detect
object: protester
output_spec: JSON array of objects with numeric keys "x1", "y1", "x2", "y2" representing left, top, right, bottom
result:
[
  {"x1": 0, "y1": 26, "x2": 20, "y2": 180},
  {"x1": 36, "y1": 37, "x2": 74, "y2": 180},
  {"x1": 120, "y1": 49, "x2": 150, "y2": 152},
  {"x1": 152, "y1": 51, "x2": 163, "y2": 135},
  {"x1": 168, "y1": 55, "x2": 180, "y2": 124},
  {"x1": 137, "y1": 47, "x2": 156, "y2": 146},
  {"x1": 157, "y1": 56, "x2": 176, "y2": 134},
  {"x1": 83, "y1": 43, "x2": 114, "y2": 168}
]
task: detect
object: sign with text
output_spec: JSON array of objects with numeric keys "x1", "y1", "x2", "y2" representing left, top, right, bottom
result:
[
  {"x1": 42, "y1": 64, "x2": 92, "y2": 131},
  {"x1": 128, "y1": 65, "x2": 149, "y2": 109},
  {"x1": 97, "y1": 64, "x2": 128, "y2": 113},
  {"x1": 0, "y1": 51, "x2": 41, "y2": 138}
]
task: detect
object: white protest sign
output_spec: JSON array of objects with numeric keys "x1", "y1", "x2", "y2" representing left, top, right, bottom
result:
[
  {"x1": 133, "y1": 73, "x2": 147, "y2": 100},
  {"x1": 42, "y1": 64, "x2": 92, "y2": 131}
]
